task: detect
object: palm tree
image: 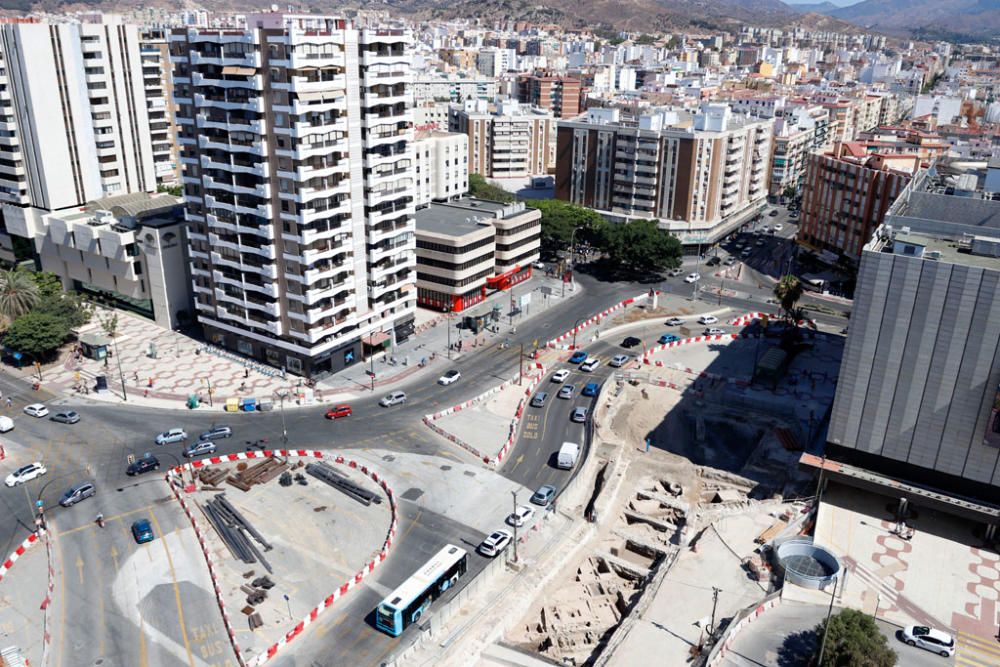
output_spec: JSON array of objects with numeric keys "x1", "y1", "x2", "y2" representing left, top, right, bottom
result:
[
  {"x1": 0, "y1": 269, "x2": 39, "y2": 324},
  {"x1": 773, "y1": 274, "x2": 803, "y2": 321}
]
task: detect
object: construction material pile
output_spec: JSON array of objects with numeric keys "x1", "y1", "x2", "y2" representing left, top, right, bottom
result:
[{"x1": 201, "y1": 493, "x2": 275, "y2": 573}]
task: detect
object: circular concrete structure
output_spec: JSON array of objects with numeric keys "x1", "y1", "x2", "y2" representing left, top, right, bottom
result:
[{"x1": 776, "y1": 538, "x2": 841, "y2": 589}]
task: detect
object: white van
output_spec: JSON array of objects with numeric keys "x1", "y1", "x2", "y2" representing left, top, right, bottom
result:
[
  {"x1": 556, "y1": 442, "x2": 580, "y2": 470},
  {"x1": 0, "y1": 416, "x2": 13, "y2": 433}
]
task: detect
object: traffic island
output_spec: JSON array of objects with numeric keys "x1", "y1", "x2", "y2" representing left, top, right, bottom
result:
[{"x1": 166, "y1": 451, "x2": 397, "y2": 667}]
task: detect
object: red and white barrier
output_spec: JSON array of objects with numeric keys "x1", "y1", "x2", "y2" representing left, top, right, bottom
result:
[
  {"x1": 707, "y1": 595, "x2": 782, "y2": 666},
  {"x1": 0, "y1": 531, "x2": 41, "y2": 585},
  {"x1": 41, "y1": 533, "x2": 55, "y2": 664},
  {"x1": 165, "y1": 450, "x2": 398, "y2": 667},
  {"x1": 728, "y1": 311, "x2": 818, "y2": 329},
  {"x1": 545, "y1": 293, "x2": 650, "y2": 350}
]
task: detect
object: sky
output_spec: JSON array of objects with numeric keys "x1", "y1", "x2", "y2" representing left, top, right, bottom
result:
[{"x1": 783, "y1": 0, "x2": 864, "y2": 6}]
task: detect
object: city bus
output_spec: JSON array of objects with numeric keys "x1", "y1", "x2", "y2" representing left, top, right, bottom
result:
[{"x1": 375, "y1": 544, "x2": 469, "y2": 636}]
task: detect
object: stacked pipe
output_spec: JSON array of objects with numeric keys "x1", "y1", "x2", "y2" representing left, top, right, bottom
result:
[
  {"x1": 304, "y1": 462, "x2": 382, "y2": 506},
  {"x1": 201, "y1": 493, "x2": 275, "y2": 574}
]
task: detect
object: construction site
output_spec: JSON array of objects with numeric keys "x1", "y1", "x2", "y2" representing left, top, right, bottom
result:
[{"x1": 183, "y1": 456, "x2": 393, "y2": 663}]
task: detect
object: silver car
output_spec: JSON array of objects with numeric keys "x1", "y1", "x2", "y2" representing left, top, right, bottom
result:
[
  {"x1": 183, "y1": 440, "x2": 217, "y2": 458},
  {"x1": 59, "y1": 482, "x2": 96, "y2": 507}
]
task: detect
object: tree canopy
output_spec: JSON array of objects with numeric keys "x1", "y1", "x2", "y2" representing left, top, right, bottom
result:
[
  {"x1": 525, "y1": 199, "x2": 607, "y2": 255},
  {"x1": 3, "y1": 312, "x2": 71, "y2": 358},
  {"x1": 774, "y1": 275, "x2": 804, "y2": 320},
  {"x1": 813, "y1": 608, "x2": 897, "y2": 667},
  {"x1": 468, "y1": 173, "x2": 514, "y2": 203},
  {"x1": 0, "y1": 269, "x2": 39, "y2": 324},
  {"x1": 33, "y1": 291, "x2": 92, "y2": 330},
  {"x1": 605, "y1": 219, "x2": 683, "y2": 275}
]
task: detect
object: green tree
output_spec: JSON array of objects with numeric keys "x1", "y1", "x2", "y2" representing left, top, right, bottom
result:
[
  {"x1": 98, "y1": 312, "x2": 120, "y2": 339},
  {"x1": 27, "y1": 271, "x2": 64, "y2": 300},
  {"x1": 157, "y1": 183, "x2": 184, "y2": 197},
  {"x1": 605, "y1": 219, "x2": 682, "y2": 274},
  {"x1": 33, "y1": 292, "x2": 92, "y2": 330},
  {"x1": 773, "y1": 274, "x2": 804, "y2": 320},
  {"x1": 813, "y1": 608, "x2": 897, "y2": 667},
  {"x1": 3, "y1": 312, "x2": 71, "y2": 358},
  {"x1": 468, "y1": 174, "x2": 514, "y2": 203},
  {"x1": 0, "y1": 269, "x2": 39, "y2": 325},
  {"x1": 526, "y1": 199, "x2": 608, "y2": 256}
]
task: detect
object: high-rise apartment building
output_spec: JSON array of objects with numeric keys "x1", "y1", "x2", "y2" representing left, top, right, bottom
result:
[
  {"x1": 769, "y1": 104, "x2": 829, "y2": 196},
  {"x1": 450, "y1": 99, "x2": 554, "y2": 179},
  {"x1": 412, "y1": 130, "x2": 468, "y2": 208},
  {"x1": 171, "y1": 14, "x2": 416, "y2": 377},
  {"x1": 0, "y1": 16, "x2": 158, "y2": 258},
  {"x1": 517, "y1": 73, "x2": 581, "y2": 119},
  {"x1": 555, "y1": 105, "x2": 772, "y2": 245},
  {"x1": 140, "y1": 29, "x2": 181, "y2": 187}
]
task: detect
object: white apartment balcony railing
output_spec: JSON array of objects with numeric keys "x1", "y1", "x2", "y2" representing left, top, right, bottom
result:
[
  {"x1": 189, "y1": 50, "x2": 261, "y2": 69},
  {"x1": 194, "y1": 93, "x2": 265, "y2": 114},
  {"x1": 287, "y1": 74, "x2": 347, "y2": 94},
  {"x1": 290, "y1": 50, "x2": 346, "y2": 70},
  {"x1": 197, "y1": 134, "x2": 266, "y2": 156},
  {"x1": 201, "y1": 154, "x2": 269, "y2": 178},
  {"x1": 196, "y1": 114, "x2": 265, "y2": 135}
]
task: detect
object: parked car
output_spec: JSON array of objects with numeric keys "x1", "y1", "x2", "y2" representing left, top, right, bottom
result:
[
  {"x1": 0, "y1": 416, "x2": 12, "y2": 433},
  {"x1": 5, "y1": 462, "x2": 47, "y2": 487},
  {"x1": 155, "y1": 428, "x2": 187, "y2": 445},
  {"x1": 705, "y1": 327, "x2": 726, "y2": 335},
  {"x1": 706, "y1": 256, "x2": 721, "y2": 267},
  {"x1": 741, "y1": 247, "x2": 753, "y2": 257},
  {"x1": 23, "y1": 404, "x2": 49, "y2": 418},
  {"x1": 580, "y1": 358, "x2": 601, "y2": 372},
  {"x1": 183, "y1": 441, "x2": 217, "y2": 458},
  {"x1": 131, "y1": 519, "x2": 155, "y2": 544},
  {"x1": 684, "y1": 273, "x2": 701, "y2": 283},
  {"x1": 379, "y1": 391, "x2": 407, "y2": 407},
  {"x1": 558, "y1": 385, "x2": 576, "y2": 399},
  {"x1": 769, "y1": 209, "x2": 779, "y2": 217},
  {"x1": 582, "y1": 382, "x2": 600, "y2": 397},
  {"x1": 199, "y1": 425, "x2": 232, "y2": 441},
  {"x1": 478, "y1": 529, "x2": 512, "y2": 558},
  {"x1": 530, "y1": 392, "x2": 549, "y2": 408},
  {"x1": 901, "y1": 626, "x2": 956, "y2": 657},
  {"x1": 50, "y1": 411, "x2": 81, "y2": 424},
  {"x1": 530, "y1": 484, "x2": 557, "y2": 507},
  {"x1": 755, "y1": 238, "x2": 766, "y2": 246},
  {"x1": 698, "y1": 315, "x2": 718, "y2": 325},
  {"x1": 438, "y1": 369, "x2": 461, "y2": 386},
  {"x1": 609, "y1": 354, "x2": 630, "y2": 368},
  {"x1": 568, "y1": 350, "x2": 588, "y2": 364},
  {"x1": 774, "y1": 223, "x2": 784, "y2": 231},
  {"x1": 507, "y1": 505, "x2": 535, "y2": 527},
  {"x1": 126, "y1": 456, "x2": 160, "y2": 476},
  {"x1": 724, "y1": 256, "x2": 738, "y2": 266},
  {"x1": 551, "y1": 369, "x2": 571, "y2": 383},
  {"x1": 325, "y1": 404, "x2": 353, "y2": 419},
  {"x1": 658, "y1": 334, "x2": 679, "y2": 344},
  {"x1": 621, "y1": 336, "x2": 642, "y2": 349},
  {"x1": 59, "y1": 482, "x2": 95, "y2": 507},
  {"x1": 667, "y1": 268, "x2": 684, "y2": 277},
  {"x1": 571, "y1": 406, "x2": 588, "y2": 423},
  {"x1": 665, "y1": 317, "x2": 685, "y2": 326}
]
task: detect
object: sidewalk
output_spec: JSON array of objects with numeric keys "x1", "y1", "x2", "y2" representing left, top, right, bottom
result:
[
  {"x1": 0, "y1": 534, "x2": 51, "y2": 666},
  {"x1": 30, "y1": 274, "x2": 579, "y2": 411}
]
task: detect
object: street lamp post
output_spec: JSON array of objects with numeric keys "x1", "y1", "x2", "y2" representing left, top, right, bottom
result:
[
  {"x1": 562, "y1": 227, "x2": 581, "y2": 298},
  {"x1": 111, "y1": 335, "x2": 127, "y2": 402},
  {"x1": 817, "y1": 575, "x2": 841, "y2": 666},
  {"x1": 511, "y1": 490, "x2": 519, "y2": 564},
  {"x1": 367, "y1": 332, "x2": 376, "y2": 391},
  {"x1": 445, "y1": 305, "x2": 453, "y2": 360},
  {"x1": 571, "y1": 317, "x2": 586, "y2": 350},
  {"x1": 274, "y1": 389, "x2": 289, "y2": 446}
]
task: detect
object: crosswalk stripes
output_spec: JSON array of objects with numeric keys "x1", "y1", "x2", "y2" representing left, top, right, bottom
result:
[
  {"x1": 956, "y1": 630, "x2": 1000, "y2": 667},
  {"x1": 850, "y1": 560, "x2": 900, "y2": 606}
]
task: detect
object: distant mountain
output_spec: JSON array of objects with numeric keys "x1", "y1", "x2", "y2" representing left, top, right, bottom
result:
[
  {"x1": 785, "y1": 1, "x2": 840, "y2": 13},
  {"x1": 828, "y1": 0, "x2": 1000, "y2": 39}
]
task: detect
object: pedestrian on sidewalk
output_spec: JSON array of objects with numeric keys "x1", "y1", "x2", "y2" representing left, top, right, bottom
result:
[
  {"x1": 244, "y1": 368, "x2": 250, "y2": 379},
  {"x1": 5, "y1": 397, "x2": 11, "y2": 408}
]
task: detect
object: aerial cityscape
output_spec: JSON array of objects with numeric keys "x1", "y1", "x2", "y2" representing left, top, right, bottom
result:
[{"x1": 0, "y1": 2, "x2": 997, "y2": 666}]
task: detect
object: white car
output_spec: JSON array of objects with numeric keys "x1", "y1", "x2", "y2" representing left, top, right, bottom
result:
[
  {"x1": 478, "y1": 529, "x2": 513, "y2": 558},
  {"x1": 23, "y1": 404, "x2": 49, "y2": 418},
  {"x1": 724, "y1": 256, "x2": 738, "y2": 266},
  {"x1": 665, "y1": 317, "x2": 685, "y2": 326},
  {"x1": 155, "y1": 428, "x2": 188, "y2": 445},
  {"x1": 507, "y1": 505, "x2": 535, "y2": 527},
  {"x1": 705, "y1": 327, "x2": 726, "y2": 335},
  {"x1": 698, "y1": 315, "x2": 718, "y2": 325},
  {"x1": 773, "y1": 223, "x2": 783, "y2": 231},
  {"x1": 684, "y1": 273, "x2": 701, "y2": 283},
  {"x1": 438, "y1": 370, "x2": 461, "y2": 386},
  {"x1": 741, "y1": 247, "x2": 753, "y2": 257},
  {"x1": 609, "y1": 354, "x2": 630, "y2": 368},
  {"x1": 551, "y1": 369, "x2": 571, "y2": 383},
  {"x1": 5, "y1": 462, "x2": 47, "y2": 487},
  {"x1": 580, "y1": 358, "x2": 601, "y2": 372},
  {"x1": 901, "y1": 626, "x2": 955, "y2": 657}
]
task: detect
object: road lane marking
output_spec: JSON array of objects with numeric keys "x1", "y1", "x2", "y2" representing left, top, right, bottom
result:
[
  {"x1": 510, "y1": 454, "x2": 524, "y2": 472},
  {"x1": 55, "y1": 504, "x2": 156, "y2": 537},
  {"x1": 139, "y1": 616, "x2": 149, "y2": 667},
  {"x1": 149, "y1": 510, "x2": 196, "y2": 667},
  {"x1": 75, "y1": 555, "x2": 84, "y2": 584}
]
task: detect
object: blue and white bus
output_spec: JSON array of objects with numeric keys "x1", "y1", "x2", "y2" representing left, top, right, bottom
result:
[{"x1": 375, "y1": 544, "x2": 469, "y2": 636}]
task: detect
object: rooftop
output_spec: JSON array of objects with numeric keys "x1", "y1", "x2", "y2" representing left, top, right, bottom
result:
[
  {"x1": 439, "y1": 197, "x2": 533, "y2": 221},
  {"x1": 413, "y1": 203, "x2": 495, "y2": 238}
]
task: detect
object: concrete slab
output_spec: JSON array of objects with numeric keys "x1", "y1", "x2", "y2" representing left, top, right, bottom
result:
[{"x1": 0, "y1": 541, "x2": 48, "y2": 666}]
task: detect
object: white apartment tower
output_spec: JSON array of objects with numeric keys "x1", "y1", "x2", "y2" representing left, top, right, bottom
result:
[
  {"x1": 0, "y1": 17, "x2": 157, "y2": 258},
  {"x1": 171, "y1": 14, "x2": 416, "y2": 377}
]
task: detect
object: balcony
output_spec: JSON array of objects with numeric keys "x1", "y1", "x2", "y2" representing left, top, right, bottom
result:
[
  {"x1": 290, "y1": 50, "x2": 345, "y2": 70},
  {"x1": 360, "y1": 49, "x2": 409, "y2": 68},
  {"x1": 200, "y1": 154, "x2": 269, "y2": 178},
  {"x1": 194, "y1": 93, "x2": 264, "y2": 113},
  {"x1": 196, "y1": 114, "x2": 265, "y2": 135},
  {"x1": 287, "y1": 73, "x2": 347, "y2": 94},
  {"x1": 197, "y1": 134, "x2": 266, "y2": 156}
]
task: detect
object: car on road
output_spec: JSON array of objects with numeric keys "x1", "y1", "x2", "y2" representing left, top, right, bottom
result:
[
  {"x1": 741, "y1": 247, "x2": 752, "y2": 257},
  {"x1": 684, "y1": 273, "x2": 700, "y2": 283},
  {"x1": 571, "y1": 406, "x2": 588, "y2": 423},
  {"x1": 667, "y1": 268, "x2": 684, "y2": 277},
  {"x1": 705, "y1": 327, "x2": 726, "y2": 335},
  {"x1": 478, "y1": 529, "x2": 512, "y2": 558},
  {"x1": 325, "y1": 404, "x2": 353, "y2": 419},
  {"x1": 609, "y1": 354, "x2": 630, "y2": 368},
  {"x1": 0, "y1": 416, "x2": 12, "y2": 433},
  {"x1": 698, "y1": 315, "x2": 718, "y2": 325},
  {"x1": 582, "y1": 382, "x2": 600, "y2": 397},
  {"x1": 706, "y1": 256, "x2": 721, "y2": 267},
  {"x1": 900, "y1": 626, "x2": 955, "y2": 657},
  {"x1": 530, "y1": 392, "x2": 549, "y2": 407},
  {"x1": 665, "y1": 317, "x2": 685, "y2": 326},
  {"x1": 724, "y1": 256, "x2": 738, "y2": 266},
  {"x1": 568, "y1": 350, "x2": 588, "y2": 364},
  {"x1": 50, "y1": 411, "x2": 81, "y2": 424},
  {"x1": 379, "y1": 391, "x2": 407, "y2": 407},
  {"x1": 789, "y1": 211, "x2": 799, "y2": 219},
  {"x1": 126, "y1": 456, "x2": 160, "y2": 476},
  {"x1": 23, "y1": 404, "x2": 48, "y2": 418},
  {"x1": 199, "y1": 425, "x2": 232, "y2": 441},
  {"x1": 59, "y1": 482, "x2": 95, "y2": 507},
  {"x1": 621, "y1": 336, "x2": 642, "y2": 349},
  {"x1": 658, "y1": 334, "x2": 679, "y2": 344},
  {"x1": 773, "y1": 223, "x2": 783, "y2": 231},
  {"x1": 183, "y1": 440, "x2": 217, "y2": 458},
  {"x1": 551, "y1": 369, "x2": 571, "y2": 383},
  {"x1": 131, "y1": 519, "x2": 155, "y2": 544},
  {"x1": 530, "y1": 484, "x2": 557, "y2": 507},
  {"x1": 438, "y1": 369, "x2": 461, "y2": 386},
  {"x1": 755, "y1": 238, "x2": 766, "y2": 247},
  {"x1": 5, "y1": 462, "x2": 47, "y2": 487},
  {"x1": 580, "y1": 358, "x2": 601, "y2": 372},
  {"x1": 507, "y1": 505, "x2": 535, "y2": 527},
  {"x1": 558, "y1": 385, "x2": 575, "y2": 399},
  {"x1": 769, "y1": 209, "x2": 779, "y2": 217},
  {"x1": 155, "y1": 428, "x2": 187, "y2": 445}
]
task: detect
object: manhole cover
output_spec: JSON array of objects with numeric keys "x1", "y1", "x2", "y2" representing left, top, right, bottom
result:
[
  {"x1": 400, "y1": 487, "x2": 423, "y2": 501},
  {"x1": 464, "y1": 470, "x2": 476, "y2": 477},
  {"x1": 440, "y1": 465, "x2": 452, "y2": 471}
]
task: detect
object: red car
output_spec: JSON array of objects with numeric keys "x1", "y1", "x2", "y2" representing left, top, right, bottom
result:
[{"x1": 326, "y1": 404, "x2": 353, "y2": 419}]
